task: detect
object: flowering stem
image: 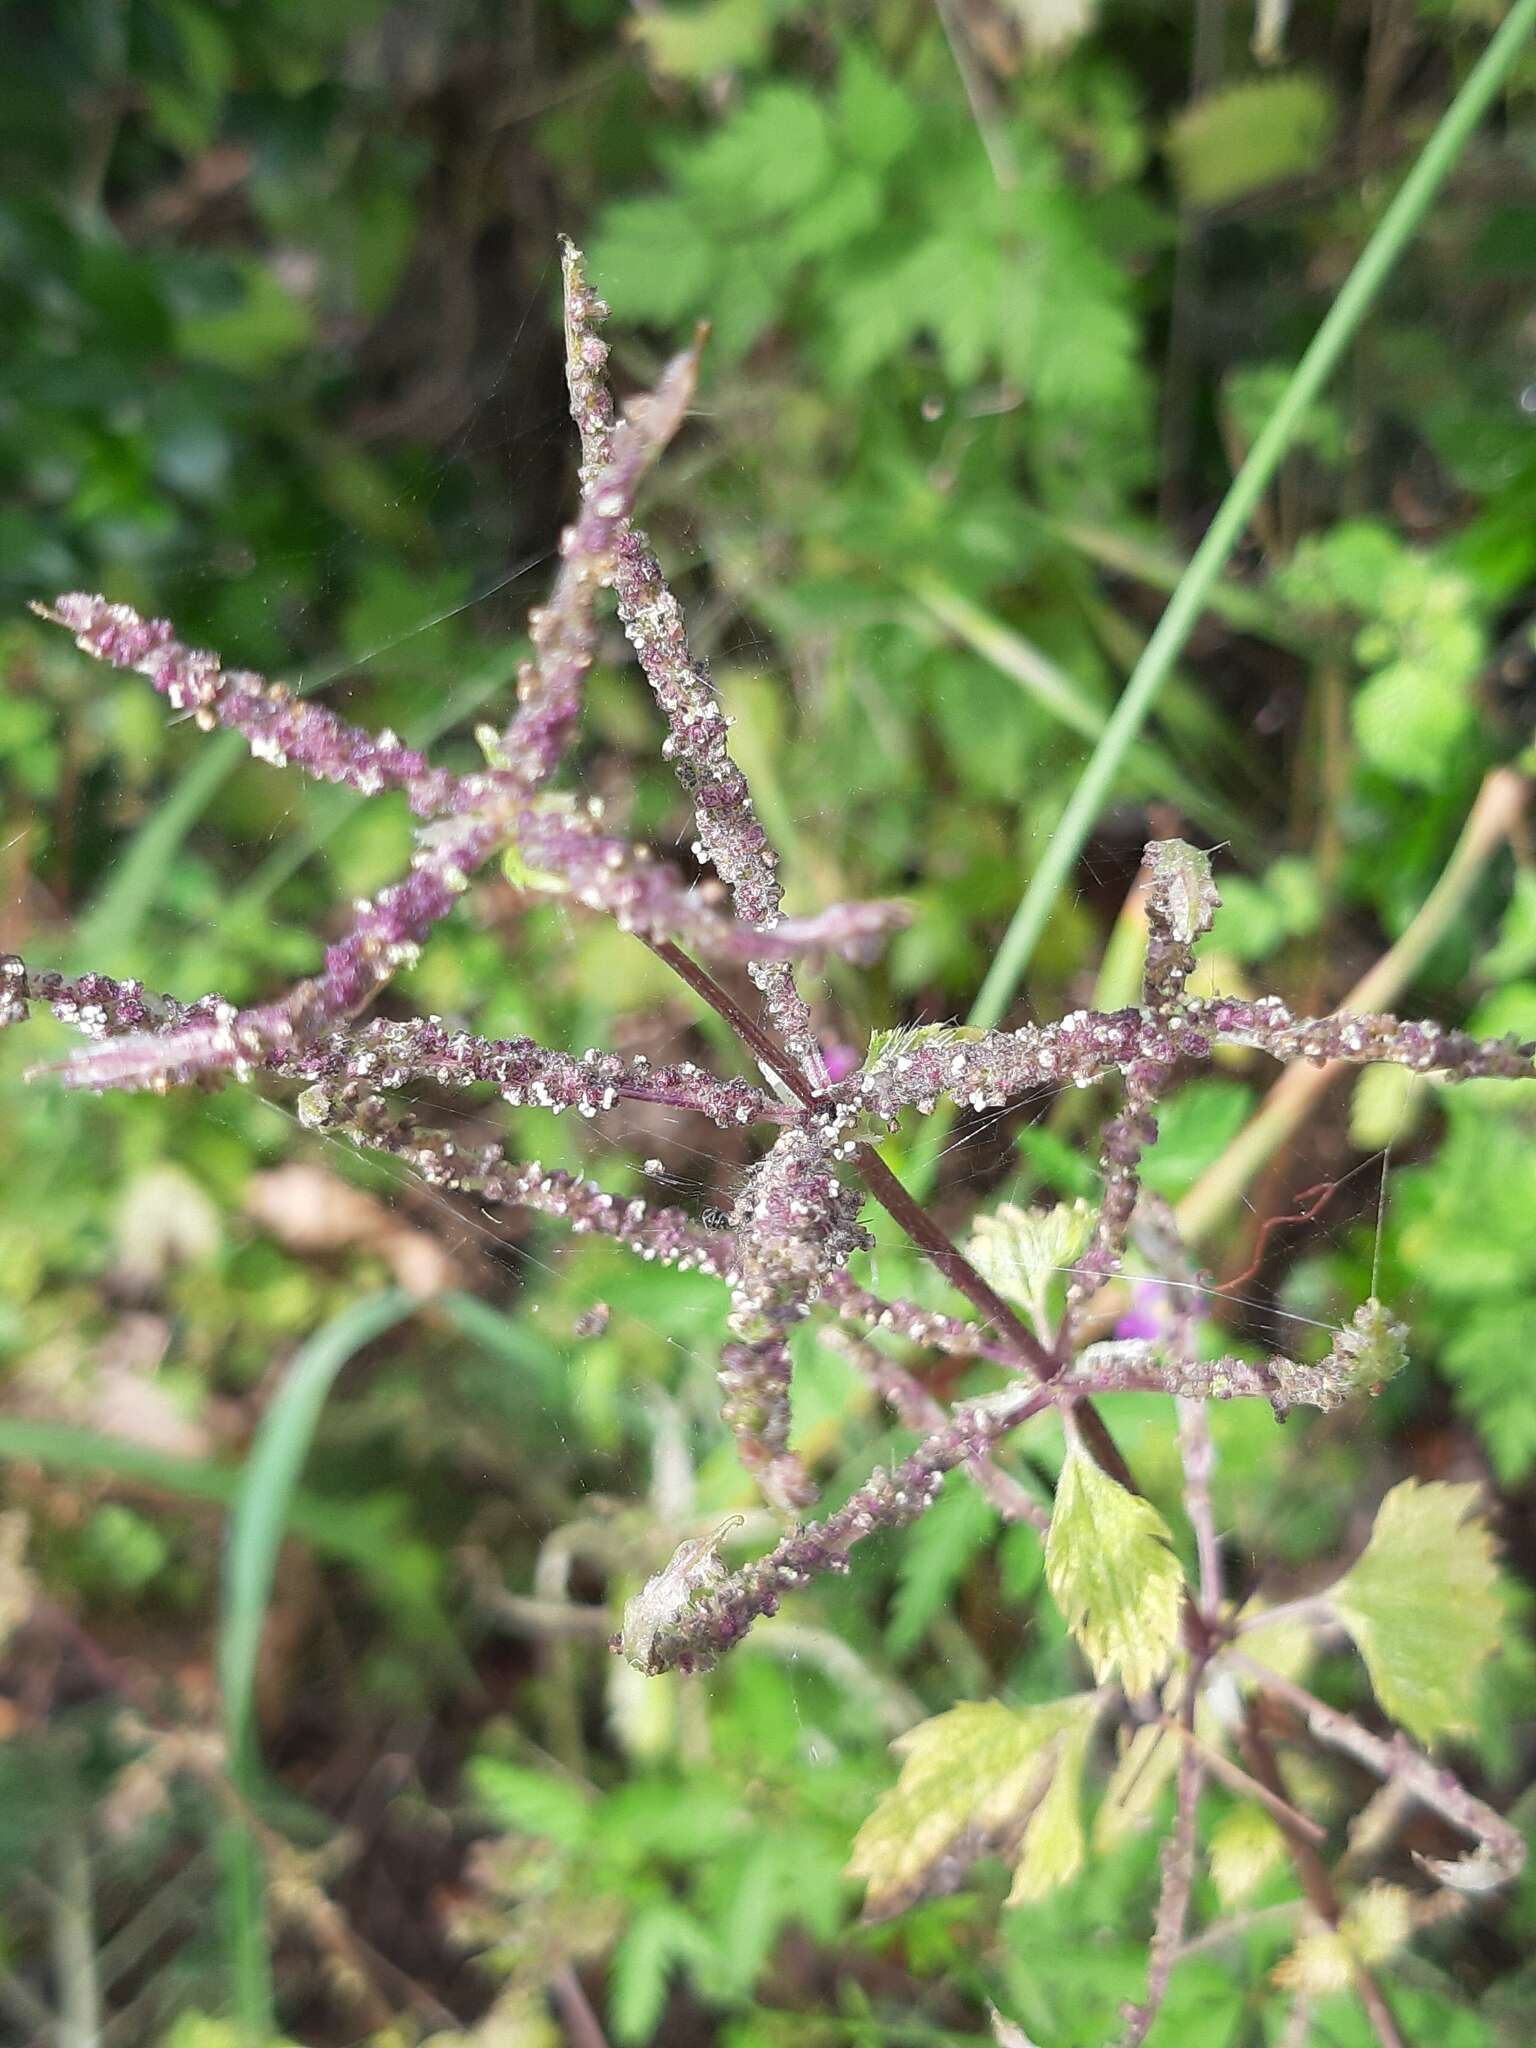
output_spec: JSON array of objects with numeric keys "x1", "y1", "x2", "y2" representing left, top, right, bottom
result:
[{"x1": 643, "y1": 938, "x2": 814, "y2": 1105}]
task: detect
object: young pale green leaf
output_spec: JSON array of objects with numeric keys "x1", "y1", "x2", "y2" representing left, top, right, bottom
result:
[
  {"x1": 1328, "y1": 1480, "x2": 1503, "y2": 1743},
  {"x1": 967, "y1": 1200, "x2": 1095, "y2": 1340},
  {"x1": 1044, "y1": 1446, "x2": 1184, "y2": 1697},
  {"x1": 1144, "y1": 838, "x2": 1219, "y2": 945},
  {"x1": 865, "y1": 1019, "x2": 985, "y2": 1071},
  {"x1": 628, "y1": 0, "x2": 782, "y2": 82},
  {"x1": 1276, "y1": 1883, "x2": 1413, "y2": 1996},
  {"x1": 846, "y1": 1697, "x2": 1091, "y2": 1921},
  {"x1": 1007, "y1": 1710, "x2": 1093, "y2": 1903},
  {"x1": 1208, "y1": 1803, "x2": 1287, "y2": 1907}
]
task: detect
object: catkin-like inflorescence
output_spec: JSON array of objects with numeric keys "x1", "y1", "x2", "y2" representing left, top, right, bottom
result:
[
  {"x1": 282, "y1": 1016, "x2": 787, "y2": 1128},
  {"x1": 559, "y1": 241, "x2": 826, "y2": 1085},
  {"x1": 848, "y1": 997, "x2": 1532, "y2": 1123},
  {"x1": 502, "y1": 336, "x2": 700, "y2": 787},
  {"x1": 41, "y1": 813, "x2": 503, "y2": 1094},
  {"x1": 40, "y1": 595, "x2": 463, "y2": 814},
  {"x1": 296, "y1": 1085, "x2": 735, "y2": 1278}
]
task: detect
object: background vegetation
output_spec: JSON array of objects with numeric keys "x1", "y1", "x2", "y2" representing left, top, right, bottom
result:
[{"x1": 3, "y1": 1, "x2": 1536, "y2": 2042}]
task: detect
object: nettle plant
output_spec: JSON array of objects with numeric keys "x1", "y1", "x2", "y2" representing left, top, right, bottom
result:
[{"x1": 4, "y1": 246, "x2": 1530, "y2": 2040}]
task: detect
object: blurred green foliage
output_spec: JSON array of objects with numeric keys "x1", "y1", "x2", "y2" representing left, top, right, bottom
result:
[{"x1": 3, "y1": 1, "x2": 1536, "y2": 2043}]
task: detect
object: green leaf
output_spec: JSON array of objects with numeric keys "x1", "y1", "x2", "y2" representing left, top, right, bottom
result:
[
  {"x1": 609, "y1": 1900, "x2": 719, "y2": 2044},
  {"x1": 886, "y1": 1471, "x2": 1000, "y2": 1657},
  {"x1": 467, "y1": 1759, "x2": 593, "y2": 1848},
  {"x1": 1140, "y1": 1079, "x2": 1256, "y2": 1199},
  {"x1": 1329, "y1": 1480, "x2": 1503, "y2": 1743},
  {"x1": 834, "y1": 44, "x2": 920, "y2": 168},
  {"x1": 846, "y1": 1697, "x2": 1091, "y2": 1920},
  {"x1": 1442, "y1": 1299, "x2": 1536, "y2": 1484},
  {"x1": 1007, "y1": 1709, "x2": 1092, "y2": 1903},
  {"x1": 176, "y1": 258, "x2": 313, "y2": 373},
  {"x1": 1044, "y1": 1446, "x2": 1184, "y2": 1697},
  {"x1": 676, "y1": 84, "x2": 833, "y2": 221},
  {"x1": 630, "y1": 0, "x2": 784, "y2": 81},
  {"x1": 1353, "y1": 655, "x2": 1473, "y2": 787},
  {"x1": 1167, "y1": 76, "x2": 1336, "y2": 208},
  {"x1": 1208, "y1": 1803, "x2": 1287, "y2": 1906},
  {"x1": 966, "y1": 1199, "x2": 1095, "y2": 1340},
  {"x1": 588, "y1": 196, "x2": 715, "y2": 325}
]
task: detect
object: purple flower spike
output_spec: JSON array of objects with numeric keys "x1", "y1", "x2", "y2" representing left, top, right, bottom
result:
[
  {"x1": 559, "y1": 240, "x2": 827, "y2": 1086},
  {"x1": 40, "y1": 595, "x2": 461, "y2": 816}
]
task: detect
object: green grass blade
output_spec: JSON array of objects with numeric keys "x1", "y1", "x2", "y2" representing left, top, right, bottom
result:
[
  {"x1": 0, "y1": 1416, "x2": 402, "y2": 1572},
  {"x1": 903, "y1": 0, "x2": 1536, "y2": 1199},
  {"x1": 72, "y1": 732, "x2": 245, "y2": 969},
  {"x1": 217, "y1": 1288, "x2": 414, "y2": 2034}
]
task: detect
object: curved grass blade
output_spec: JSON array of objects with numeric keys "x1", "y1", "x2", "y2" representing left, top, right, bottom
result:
[{"x1": 218, "y1": 1288, "x2": 414, "y2": 2034}]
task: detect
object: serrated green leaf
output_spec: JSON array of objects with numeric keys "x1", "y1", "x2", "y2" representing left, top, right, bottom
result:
[
  {"x1": 1208, "y1": 1803, "x2": 1286, "y2": 1906},
  {"x1": 846, "y1": 1697, "x2": 1089, "y2": 1920},
  {"x1": 1044, "y1": 1446, "x2": 1184, "y2": 1697},
  {"x1": 677, "y1": 84, "x2": 832, "y2": 221},
  {"x1": 834, "y1": 43, "x2": 920, "y2": 168},
  {"x1": 588, "y1": 196, "x2": 715, "y2": 325},
  {"x1": 609, "y1": 1900, "x2": 719, "y2": 2044},
  {"x1": 1007, "y1": 1710, "x2": 1092, "y2": 1902},
  {"x1": 1442, "y1": 1299, "x2": 1536, "y2": 1484},
  {"x1": 466, "y1": 1759, "x2": 592, "y2": 1847},
  {"x1": 967, "y1": 1199, "x2": 1095, "y2": 1340},
  {"x1": 1329, "y1": 1480, "x2": 1503, "y2": 1743}
]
